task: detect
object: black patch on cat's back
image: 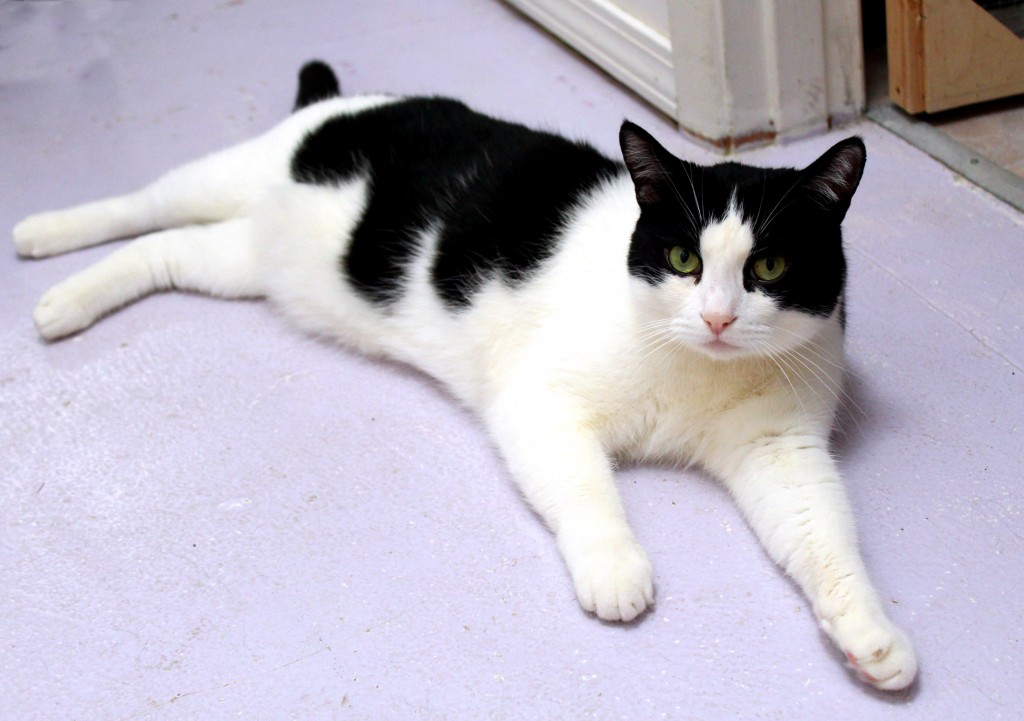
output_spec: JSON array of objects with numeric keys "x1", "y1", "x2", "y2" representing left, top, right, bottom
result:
[{"x1": 291, "y1": 98, "x2": 621, "y2": 308}]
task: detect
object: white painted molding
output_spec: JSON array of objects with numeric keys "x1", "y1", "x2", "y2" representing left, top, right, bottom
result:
[
  {"x1": 505, "y1": 0, "x2": 676, "y2": 115},
  {"x1": 823, "y1": 0, "x2": 867, "y2": 127},
  {"x1": 508, "y1": 0, "x2": 866, "y2": 151},
  {"x1": 667, "y1": 0, "x2": 865, "y2": 149}
]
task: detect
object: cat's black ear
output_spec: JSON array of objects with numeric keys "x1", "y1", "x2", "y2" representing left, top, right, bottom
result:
[
  {"x1": 801, "y1": 136, "x2": 866, "y2": 220},
  {"x1": 619, "y1": 121, "x2": 682, "y2": 206}
]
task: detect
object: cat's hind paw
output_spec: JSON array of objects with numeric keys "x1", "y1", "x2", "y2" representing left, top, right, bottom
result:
[
  {"x1": 33, "y1": 277, "x2": 105, "y2": 340},
  {"x1": 562, "y1": 531, "x2": 655, "y2": 623},
  {"x1": 13, "y1": 212, "x2": 76, "y2": 258}
]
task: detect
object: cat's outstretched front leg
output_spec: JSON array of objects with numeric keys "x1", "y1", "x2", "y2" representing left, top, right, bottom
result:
[
  {"x1": 486, "y1": 388, "x2": 654, "y2": 622},
  {"x1": 710, "y1": 434, "x2": 917, "y2": 690}
]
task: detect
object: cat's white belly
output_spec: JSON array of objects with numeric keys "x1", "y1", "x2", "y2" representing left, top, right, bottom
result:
[{"x1": 252, "y1": 177, "x2": 520, "y2": 408}]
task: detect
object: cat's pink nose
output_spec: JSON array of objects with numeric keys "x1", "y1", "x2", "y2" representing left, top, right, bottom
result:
[{"x1": 702, "y1": 313, "x2": 736, "y2": 337}]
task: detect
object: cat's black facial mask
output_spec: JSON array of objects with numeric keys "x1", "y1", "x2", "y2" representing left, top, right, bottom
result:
[{"x1": 619, "y1": 122, "x2": 866, "y2": 318}]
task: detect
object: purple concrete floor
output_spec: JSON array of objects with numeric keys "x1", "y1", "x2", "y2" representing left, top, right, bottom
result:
[{"x1": 2, "y1": 1, "x2": 1022, "y2": 719}]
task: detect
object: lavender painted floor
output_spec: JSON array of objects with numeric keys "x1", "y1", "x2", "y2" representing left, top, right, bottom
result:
[{"x1": 2, "y1": 2, "x2": 1022, "y2": 719}]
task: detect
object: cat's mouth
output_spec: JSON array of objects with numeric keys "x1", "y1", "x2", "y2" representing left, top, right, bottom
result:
[{"x1": 702, "y1": 338, "x2": 743, "y2": 356}]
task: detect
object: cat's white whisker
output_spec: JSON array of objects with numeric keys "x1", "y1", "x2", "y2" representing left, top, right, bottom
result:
[
  {"x1": 761, "y1": 326, "x2": 867, "y2": 424},
  {"x1": 785, "y1": 347, "x2": 867, "y2": 429},
  {"x1": 634, "y1": 328, "x2": 685, "y2": 366},
  {"x1": 772, "y1": 325, "x2": 865, "y2": 381},
  {"x1": 757, "y1": 337, "x2": 860, "y2": 434},
  {"x1": 754, "y1": 341, "x2": 811, "y2": 422},
  {"x1": 660, "y1": 162, "x2": 701, "y2": 234},
  {"x1": 681, "y1": 161, "x2": 704, "y2": 226},
  {"x1": 750, "y1": 169, "x2": 767, "y2": 232}
]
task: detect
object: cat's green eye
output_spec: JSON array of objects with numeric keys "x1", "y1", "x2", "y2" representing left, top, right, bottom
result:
[
  {"x1": 752, "y1": 255, "x2": 787, "y2": 282},
  {"x1": 668, "y1": 246, "x2": 701, "y2": 275}
]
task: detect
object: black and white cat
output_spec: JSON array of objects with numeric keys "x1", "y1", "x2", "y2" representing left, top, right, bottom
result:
[{"x1": 14, "y1": 62, "x2": 917, "y2": 690}]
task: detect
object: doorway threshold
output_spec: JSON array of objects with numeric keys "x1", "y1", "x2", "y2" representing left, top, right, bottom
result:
[{"x1": 867, "y1": 102, "x2": 1024, "y2": 213}]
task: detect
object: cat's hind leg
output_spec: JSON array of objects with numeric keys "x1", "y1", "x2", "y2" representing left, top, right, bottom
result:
[
  {"x1": 33, "y1": 218, "x2": 263, "y2": 340},
  {"x1": 14, "y1": 191, "x2": 165, "y2": 259},
  {"x1": 14, "y1": 135, "x2": 285, "y2": 259}
]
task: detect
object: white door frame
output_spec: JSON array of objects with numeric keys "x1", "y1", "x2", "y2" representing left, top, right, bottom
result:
[{"x1": 506, "y1": 0, "x2": 866, "y2": 151}]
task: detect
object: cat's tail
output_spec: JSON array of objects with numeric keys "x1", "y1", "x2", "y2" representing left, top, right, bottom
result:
[{"x1": 293, "y1": 60, "x2": 342, "y2": 111}]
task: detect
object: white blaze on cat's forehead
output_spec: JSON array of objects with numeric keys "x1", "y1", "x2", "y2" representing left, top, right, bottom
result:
[
  {"x1": 696, "y1": 200, "x2": 754, "y2": 316},
  {"x1": 699, "y1": 201, "x2": 754, "y2": 272}
]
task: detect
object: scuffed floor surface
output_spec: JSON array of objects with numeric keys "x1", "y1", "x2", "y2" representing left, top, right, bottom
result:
[{"x1": 2, "y1": 1, "x2": 1022, "y2": 719}]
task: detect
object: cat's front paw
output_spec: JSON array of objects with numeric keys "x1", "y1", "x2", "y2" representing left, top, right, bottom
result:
[
  {"x1": 825, "y1": 610, "x2": 918, "y2": 691},
  {"x1": 559, "y1": 528, "x2": 655, "y2": 622}
]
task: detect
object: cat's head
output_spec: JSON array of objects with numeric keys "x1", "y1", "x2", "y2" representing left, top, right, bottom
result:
[{"x1": 620, "y1": 122, "x2": 864, "y2": 360}]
